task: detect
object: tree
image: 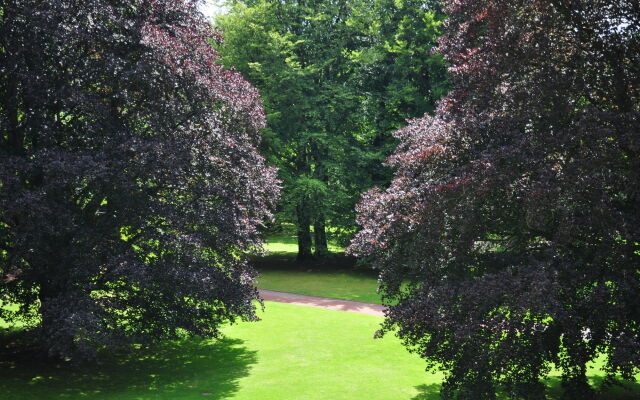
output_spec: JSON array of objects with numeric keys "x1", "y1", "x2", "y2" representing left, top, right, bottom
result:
[
  {"x1": 350, "y1": 0, "x2": 639, "y2": 398},
  {"x1": 348, "y1": 0, "x2": 448, "y2": 135},
  {"x1": 0, "y1": 0, "x2": 279, "y2": 361},
  {"x1": 216, "y1": 0, "x2": 446, "y2": 259}
]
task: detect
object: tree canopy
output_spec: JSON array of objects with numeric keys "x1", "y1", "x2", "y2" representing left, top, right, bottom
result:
[
  {"x1": 0, "y1": 0, "x2": 279, "y2": 361},
  {"x1": 350, "y1": 0, "x2": 640, "y2": 398},
  {"x1": 215, "y1": 0, "x2": 447, "y2": 258}
]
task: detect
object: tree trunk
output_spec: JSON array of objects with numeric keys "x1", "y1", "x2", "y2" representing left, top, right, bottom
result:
[
  {"x1": 560, "y1": 365, "x2": 596, "y2": 400},
  {"x1": 313, "y1": 215, "x2": 329, "y2": 257},
  {"x1": 296, "y1": 203, "x2": 313, "y2": 261},
  {"x1": 310, "y1": 139, "x2": 329, "y2": 258}
]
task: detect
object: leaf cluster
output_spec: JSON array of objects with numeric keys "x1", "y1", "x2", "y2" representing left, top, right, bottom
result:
[{"x1": 350, "y1": 0, "x2": 640, "y2": 398}]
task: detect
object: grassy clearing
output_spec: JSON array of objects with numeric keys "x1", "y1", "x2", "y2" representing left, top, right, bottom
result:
[
  {"x1": 0, "y1": 302, "x2": 438, "y2": 400},
  {"x1": 1, "y1": 302, "x2": 639, "y2": 399},
  {"x1": 257, "y1": 268, "x2": 383, "y2": 304},
  {"x1": 256, "y1": 229, "x2": 385, "y2": 304},
  {"x1": 262, "y1": 230, "x2": 345, "y2": 256},
  {"x1": 262, "y1": 231, "x2": 301, "y2": 255}
]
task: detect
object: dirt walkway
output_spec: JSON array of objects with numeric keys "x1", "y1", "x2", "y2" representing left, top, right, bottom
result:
[{"x1": 258, "y1": 289, "x2": 386, "y2": 317}]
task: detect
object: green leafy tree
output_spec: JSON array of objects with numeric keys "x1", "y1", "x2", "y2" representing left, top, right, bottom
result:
[{"x1": 216, "y1": 0, "x2": 446, "y2": 259}]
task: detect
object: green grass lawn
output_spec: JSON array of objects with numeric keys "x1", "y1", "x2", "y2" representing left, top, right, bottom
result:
[
  {"x1": 256, "y1": 230, "x2": 385, "y2": 304},
  {"x1": 1, "y1": 301, "x2": 639, "y2": 399},
  {"x1": 257, "y1": 268, "x2": 383, "y2": 304},
  {"x1": 0, "y1": 301, "x2": 439, "y2": 400},
  {"x1": 262, "y1": 231, "x2": 345, "y2": 255},
  {"x1": 4, "y1": 230, "x2": 634, "y2": 399}
]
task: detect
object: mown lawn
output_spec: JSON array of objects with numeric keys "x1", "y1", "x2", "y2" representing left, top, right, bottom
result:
[
  {"x1": 1, "y1": 301, "x2": 639, "y2": 399},
  {"x1": 0, "y1": 301, "x2": 439, "y2": 400},
  {"x1": 257, "y1": 230, "x2": 385, "y2": 304},
  {"x1": 257, "y1": 268, "x2": 383, "y2": 304},
  {"x1": 263, "y1": 230, "x2": 345, "y2": 256},
  {"x1": 3, "y1": 231, "x2": 637, "y2": 400}
]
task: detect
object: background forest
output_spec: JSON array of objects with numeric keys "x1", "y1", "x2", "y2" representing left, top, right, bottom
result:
[{"x1": 215, "y1": 0, "x2": 448, "y2": 259}]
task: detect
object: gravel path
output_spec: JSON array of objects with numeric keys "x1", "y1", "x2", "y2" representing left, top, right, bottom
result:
[{"x1": 258, "y1": 289, "x2": 386, "y2": 317}]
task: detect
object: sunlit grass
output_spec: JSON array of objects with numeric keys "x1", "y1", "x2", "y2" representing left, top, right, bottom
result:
[
  {"x1": 256, "y1": 226, "x2": 384, "y2": 303},
  {"x1": 262, "y1": 225, "x2": 345, "y2": 256},
  {"x1": 1, "y1": 302, "x2": 639, "y2": 399},
  {"x1": 257, "y1": 268, "x2": 383, "y2": 304},
  {"x1": 0, "y1": 302, "x2": 438, "y2": 400}
]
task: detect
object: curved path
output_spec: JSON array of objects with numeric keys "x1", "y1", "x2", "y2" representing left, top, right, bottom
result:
[{"x1": 258, "y1": 289, "x2": 386, "y2": 317}]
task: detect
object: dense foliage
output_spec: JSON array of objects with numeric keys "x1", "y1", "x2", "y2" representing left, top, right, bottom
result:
[
  {"x1": 350, "y1": 0, "x2": 640, "y2": 398},
  {"x1": 216, "y1": 0, "x2": 447, "y2": 259},
  {"x1": 0, "y1": 0, "x2": 278, "y2": 361}
]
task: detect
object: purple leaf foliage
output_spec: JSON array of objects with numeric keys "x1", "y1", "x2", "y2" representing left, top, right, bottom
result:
[
  {"x1": 349, "y1": 1, "x2": 639, "y2": 398},
  {"x1": 0, "y1": 0, "x2": 279, "y2": 361}
]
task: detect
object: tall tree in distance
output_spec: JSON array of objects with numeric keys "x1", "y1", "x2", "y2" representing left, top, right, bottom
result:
[
  {"x1": 349, "y1": 0, "x2": 448, "y2": 135},
  {"x1": 0, "y1": 0, "x2": 279, "y2": 361},
  {"x1": 350, "y1": 0, "x2": 639, "y2": 398},
  {"x1": 216, "y1": 0, "x2": 446, "y2": 259}
]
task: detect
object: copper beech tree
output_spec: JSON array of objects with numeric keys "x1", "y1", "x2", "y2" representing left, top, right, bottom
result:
[
  {"x1": 350, "y1": 0, "x2": 639, "y2": 399},
  {"x1": 0, "y1": 0, "x2": 278, "y2": 361}
]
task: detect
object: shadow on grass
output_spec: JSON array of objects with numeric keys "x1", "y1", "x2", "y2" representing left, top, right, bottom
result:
[
  {"x1": 253, "y1": 251, "x2": 363, "y2": 272},
  {"x1": 411, "y1": 383, "x2": 442, "y2": 400},
  {"x1": 545, "y1": 376, "x2": 640, "y2": 400},
  {"x1": 0, "y1": 330, "x2": 257, "y2": 400},
  {"x1": 411, "y1": 378, "x2": 640, "y2": 400}
]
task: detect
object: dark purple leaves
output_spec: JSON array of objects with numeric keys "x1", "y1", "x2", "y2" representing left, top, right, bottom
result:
[
  {"x1": 0, "y1": 0, "x2": 279, "y2": 361},
  {"x1": 350, "y1": 0, "x2": 640, "y2": 398}
]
